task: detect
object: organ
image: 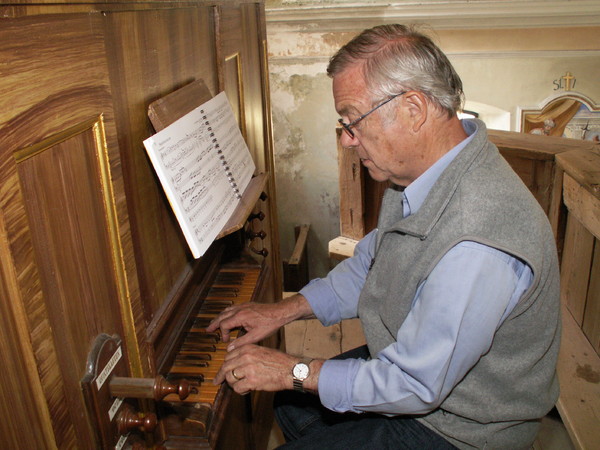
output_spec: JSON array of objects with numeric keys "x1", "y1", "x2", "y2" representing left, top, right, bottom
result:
[{"x1": 0, "y1": 0, "x2": 280, "y2": 448}]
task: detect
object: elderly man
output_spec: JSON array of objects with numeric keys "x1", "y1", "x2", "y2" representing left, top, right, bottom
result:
[{"x1": 208, "y1": 24, "x2": 560, "y2": 449}]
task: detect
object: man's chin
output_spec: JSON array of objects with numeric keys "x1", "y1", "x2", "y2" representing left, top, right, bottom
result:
[{"x1": 365, "y1": 166, "x2": 388, "y2": 183}]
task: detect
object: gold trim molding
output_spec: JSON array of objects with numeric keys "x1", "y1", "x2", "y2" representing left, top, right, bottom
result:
[{"x1": 14, "y1": 116, "x2": 143, "y2": 377}]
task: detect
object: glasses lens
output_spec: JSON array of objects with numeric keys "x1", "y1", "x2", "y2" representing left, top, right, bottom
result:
[{"x1": 338, "y1": 119, "x2": 354, "y2": 138}]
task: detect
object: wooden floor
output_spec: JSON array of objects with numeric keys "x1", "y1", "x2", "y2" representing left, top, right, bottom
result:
[{"x1": 266, "y1": 318, "x2": 575, "y2": 450}]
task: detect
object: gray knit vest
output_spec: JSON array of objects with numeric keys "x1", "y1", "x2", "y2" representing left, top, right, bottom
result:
[{"x1": 357, "y1": 120, "x2": 560, "y2": 449}]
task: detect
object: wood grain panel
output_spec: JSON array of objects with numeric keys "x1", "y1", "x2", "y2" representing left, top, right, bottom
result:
[
  {"x1": 103, "y1": 7, "x2": 217, "y2": 346},
  {"x1": 561, "y1": 213, "x2": 594, "y2": 324},
  {"x1": 0, "y1": 12, "x2": 141, "y2": 447},
  {"x1": 556, "y1": 304, "x2": 600, "y2": 450},
  {"x1": 240, "y1": 2, "x2": 265, "y2": 170},
  {"x1": 337, "y1": 127, "x2": 366, "y2": 239},
  {"x1": 16, "y1": 119, "x2": 128, "y2": 448},
  {"x1": 0, "y1": 213, "x2": 53, "y2": 450},
  {"x1": 217, "y1": 3, "x2": 282, "y2": 306},
  {"x1": 563, "y1": 173, "x2": 600, "y2": 241},
  {"x1": 584, "y1": 241, "x2": 600, "y2": 354},
  {"x1": 500, "y1": 154, "x2": 550, "y2": 212},
  {"x1": 256, "y1": 4, "x2": 283, "y2": 299}
]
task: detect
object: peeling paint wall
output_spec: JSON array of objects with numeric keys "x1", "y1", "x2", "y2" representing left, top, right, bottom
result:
[
  {"x1": 266, "y1": 1, "x2": 600, "y2": 280},
  {"x1": 270, "y1": 65, "x2": 340, "y2": 277}
]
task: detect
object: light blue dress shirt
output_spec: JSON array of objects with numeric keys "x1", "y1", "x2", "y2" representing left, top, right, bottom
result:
[{"x1": 300, "y1": 120, "x2": 533, "y2": 415}]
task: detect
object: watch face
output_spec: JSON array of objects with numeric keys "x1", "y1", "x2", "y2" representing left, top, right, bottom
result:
[{"x1": 293, "y1": 362, "x2": 310, "y2": 380}]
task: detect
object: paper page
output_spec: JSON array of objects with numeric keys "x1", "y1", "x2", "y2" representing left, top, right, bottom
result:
[{"x1": 143, "y1": 92, "x2": 255, "y2": 258}]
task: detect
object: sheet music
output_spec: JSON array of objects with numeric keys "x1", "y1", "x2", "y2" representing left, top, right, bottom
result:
[{"x1": 143, "y1": 91, "x2": 255, "y2": 258}]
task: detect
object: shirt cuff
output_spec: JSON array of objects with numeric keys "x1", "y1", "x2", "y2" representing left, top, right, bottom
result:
[
  {"x1": 318, "y1": 358, "x2": 363, "y2": 413},
  {"x1": 299, "y1": 279, "x2": 342, "y2": 326}
]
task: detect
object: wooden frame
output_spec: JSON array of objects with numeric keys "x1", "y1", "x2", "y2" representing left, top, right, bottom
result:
[{"x1": 555, "y1": 147, "x2": 600, "y2": 450}]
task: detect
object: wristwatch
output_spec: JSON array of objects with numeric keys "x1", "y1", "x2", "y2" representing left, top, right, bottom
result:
[{"x1": 292, "y1": 359, "x2": 313, "y2": 392}]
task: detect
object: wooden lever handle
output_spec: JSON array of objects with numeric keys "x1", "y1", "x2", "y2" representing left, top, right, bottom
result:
[
  {"x1": 247, "y1": 229, "x2": 267, "y2": 240},
  {"x1": 109, "y1": 375, "x2": 192, "y2": 401},
  {"x1": 248, "y1": 211, "x2": 265, "y2": 221},
  {"x1": 116, "y1": 405, "x2": 158, "y2": 434},
  {"x1": 249, "y1": 246, "x2": 268, "y2": 257}
]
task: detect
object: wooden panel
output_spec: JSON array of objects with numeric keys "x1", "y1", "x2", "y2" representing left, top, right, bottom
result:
[
  {"x1": 556, "y1": 146, "x2": 600, "y2": 193},
  {"x1": 0, "y1": 216, "x2": 52, "y2": 449},
  {"x1": 499, "y1": 152, "x2": 554, "y2": 213},
  {"x1": 561, "y1": 213, "x2": 595, "y2": 324},
  {"x1": 103, "y1": 7, "x2": 218, "y2": 356},
  {"x1": 563, "y1": 172, "x2": 600, "y2": 240},
  {"x1": 283, "y1": 224, "x2": 310, "y2": 292},
  {"x1": 583, "y1": 241, "x2": 600, "y2": 354},
  {"x1": 147, "y1": 78, "x2": 214, "y2": 132},
  {"x1": 340, "y1": 319, "x2": 367, "y2": 353},
  {"x1": 16, "y1": 118, "x2": 127, "y2": 389},
  {"x1": 283, "y1": 318, "x2": 365, "y2": 359},
  {"x1": 337, "y1": 126, "x2": 390, "y2": 239},
  {"x1": 241, "y1": 3, "x2": 267, "y2": 171},
  {"x1": 488, "y1": 131, "x2": 582, "y2": 221},
  {"x1": 0, "y1": 13, "x2": 138, "y2": 447},
  {"x1": 556, "y1": 144, "x2": 600, "y2": 449},
  {"x1": 224, "y1": 53, "x2": 245, "y2": 135},
  {"x1": 284, "y1": 320, "x2": 343, "y2": 359},
  {"x1": 255, "y1": 4, "x2": 283, "y2": 300},
  {"x1": 556, "y1": 305, "x2": 600, "y2": 450},
  {"x1": 337, "y1": 127, "x2": 366, "y2": 239},
  {"x1": 488, "y1": 129, "x2": 583, "y2": 159},
  {"x1": 217, "y1": 2, "x2": 281, "y2": 303}
]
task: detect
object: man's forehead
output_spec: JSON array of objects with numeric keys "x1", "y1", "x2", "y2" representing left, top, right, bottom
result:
[{"x1": 333, "y1": 68, "x2": 369, "y2": 114}]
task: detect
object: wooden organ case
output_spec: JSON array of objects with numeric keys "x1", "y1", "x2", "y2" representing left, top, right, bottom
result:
[{"x1": 0, "y1": 1, "x2": 281, "y2": 449}]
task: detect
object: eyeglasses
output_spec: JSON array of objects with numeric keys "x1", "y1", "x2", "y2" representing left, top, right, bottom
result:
[{"x1": 338, "y1": 91, "x2": 406, "y2": 139}]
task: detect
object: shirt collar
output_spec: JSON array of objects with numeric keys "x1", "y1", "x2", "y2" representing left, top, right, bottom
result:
[{"x1": 403, "y1": 119, "x2": 478, "y2": 218}]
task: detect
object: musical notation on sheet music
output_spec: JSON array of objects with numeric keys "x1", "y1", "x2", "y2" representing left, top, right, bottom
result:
[{"x1": 143, "y1": 92, "x2": 256, "y2": 258}]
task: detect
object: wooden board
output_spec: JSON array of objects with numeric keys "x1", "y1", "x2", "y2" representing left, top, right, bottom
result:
[
  {"x1": 283, "y1": 224, "x2": 311, "y2": 292},
  {"x1": 556, "y1": 305, "x2": 600, "y2": 450},
  {"x1": 328, "y1": 235, "x2": 358, "y2": 261},
  {"x1": 556, "y1": 147, "x2": 600, "y2": 198},
  {"x1": 283, "y1": 318, "x2": 365, "y2": 360},
  {"x1": 560, "y1": 213, "x2": 595, "y2": 325},
  {"x1": 489, "y1": 129, "x2": 594, "y2": 160},
  {"x1": 584, "y1": 243, "x2": 600, "y2": 355},
  {"x1": 148, "y1": 79, "x2": 214, "y2": 133},
  {"x1": 563, "y1": 173, "x2": 600, "y2": 240}
]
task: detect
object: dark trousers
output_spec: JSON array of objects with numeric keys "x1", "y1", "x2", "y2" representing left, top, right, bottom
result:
[{"x1": 274, "y1": 346, "x2": 458, "y2": 450}]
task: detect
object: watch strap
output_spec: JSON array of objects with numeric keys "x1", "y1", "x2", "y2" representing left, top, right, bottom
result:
[{"x1": 292, "y1": 377, "x2": 304, "y2": 392}]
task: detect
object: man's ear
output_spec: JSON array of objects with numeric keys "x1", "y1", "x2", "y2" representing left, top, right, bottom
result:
[{"x1": 403, "y1": 91, "x2": 428, "y2": 133}]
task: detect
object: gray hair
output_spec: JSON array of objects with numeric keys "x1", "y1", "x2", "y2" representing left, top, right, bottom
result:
[{"x1": 327, "y1": 24, "x2": 464, "y2": 116}]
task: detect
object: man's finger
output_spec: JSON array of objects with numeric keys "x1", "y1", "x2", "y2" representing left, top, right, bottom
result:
[{"x1": 226, "y1": 332, "x2": 256, "y2": 351}]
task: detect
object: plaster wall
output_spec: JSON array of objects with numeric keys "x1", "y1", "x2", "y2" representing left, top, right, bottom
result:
[{"x1": 266, "y1": 1, "x2": 600, "y2": 278}]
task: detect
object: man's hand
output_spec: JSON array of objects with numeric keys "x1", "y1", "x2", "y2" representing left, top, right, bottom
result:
[
  {"x1": 206, "y1": 294, "x2": 314, "y2": 351},
  {"x1": 213, "y1": 344, "x2": 323, "y2": 395}
]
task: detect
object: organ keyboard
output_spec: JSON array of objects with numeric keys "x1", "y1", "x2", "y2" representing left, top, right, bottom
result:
[
  {"x1": 164, "y1": 265, "x2": 260, "y2": 404},
  {"x1": 156, "y1": 262, "x2": 265, "y2": 447}
]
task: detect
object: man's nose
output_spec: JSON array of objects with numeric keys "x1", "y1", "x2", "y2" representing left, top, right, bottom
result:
[{"x1": 340, "y1": 130, "x2": 359, "y2": 148}]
